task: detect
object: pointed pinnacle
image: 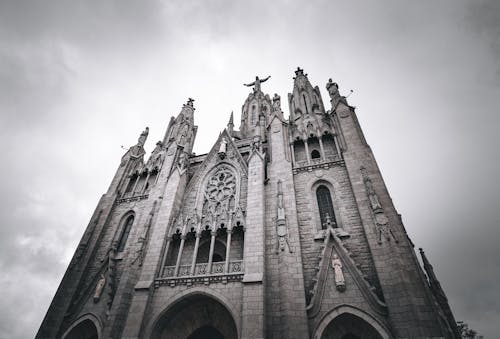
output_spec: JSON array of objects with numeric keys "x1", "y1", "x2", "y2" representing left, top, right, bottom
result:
[{"x1": 228, "y1": 111, "x2": 234, "y2": 125}]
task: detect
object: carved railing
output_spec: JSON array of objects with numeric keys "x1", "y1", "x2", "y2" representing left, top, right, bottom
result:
[
  {"x1": 229, "y1": 260, "x2": 243, "y2": 273},
  {"x1": 293, "y1": 154, "x2": 343, "y2": 173},
  {"x1": 160, "y1": 260, "x2": 244, "y2": 278},
  {"x1": 195, "y1": 263, "x2": 208, "y2": 275}
]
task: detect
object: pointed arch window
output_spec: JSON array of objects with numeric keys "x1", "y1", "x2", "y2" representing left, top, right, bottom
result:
[
  {"x1": 118, "y1": 215, "x2": 134, "y2": 252},
  {"x1": 316, "y1": 185, "x2": 337, "y2": 229}
]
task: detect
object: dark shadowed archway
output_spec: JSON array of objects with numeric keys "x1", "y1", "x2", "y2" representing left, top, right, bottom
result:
[
  {"x1": 321, "y1": 313, "x2": 384, "y2": 339},
  {"x1": 151, "y1": 294, "x2": 238, "y2": 339},
  {"x1": 187, "y1": 325, "x2": 224, "y2": 339},
  {"x1": 62, "y1": 319, "x2": 99, "y2": 339}
]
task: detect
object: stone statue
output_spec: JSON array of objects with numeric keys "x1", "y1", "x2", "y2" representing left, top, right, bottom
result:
[
  {"x1": 276, "y1": 180, "x2": 292, "y2": 253},
  {"x1": 244, "y1": 75, "x2": 271, "y2": 93},
  {"x1": 138, "y1": 127, "x2": 149, "y2": 147},
  {"x1": 277, "y1": 180, "x2": 285, "y2": 220},
  {"x1": 365, "y1": 178, "x2": 382, "y2": 211},
  {"x1": 332, "y1": 254, "x2": 346, "y2": 291},
  {"x1": 219, "y1": 137, "x2": 227, "y2": 155},
  {"x1": 272, "y1": 93, "x2": 281, "y2": 111},
  {"x1": 326, "y1": 79, "x2": 341, "y2": 108},
  {"x1": 178, "y1": 151, "x2": 188, "y2": 170},
  {"x1": 93, "y1": 274, "x2": 106, "y2": 302}
]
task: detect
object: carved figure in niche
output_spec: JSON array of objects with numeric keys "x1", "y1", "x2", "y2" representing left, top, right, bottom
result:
[
  {"x1": 177, "y1": 124, "x2": 189, "y2": 145},
  {"x1": 93, "y1": 274, "x2": 106, "y2": 302},
  {"x1": 177, "y1": 151, "x2": 189, "y2": 171},
  {"x1": 218, "y1": 137, "x2": 227, "y2": 159},
  {"x1": 251, "y1": 136, "x2": 261, "y2": 152},
  {"x1": 361, "y1": 166, "x2": 398, "y2": 244},
  {"x1": 331, "y1": 254, "x2": 346, "y2": 292},
  {"x1": 276, "y1": 181, "x2": 292, "y2": 253},
  {"x1": 244, "y1": 75, "x2": 271, "y2": 93},
  {"x1": 277, "y1": 181, "x2": 285, "y2": 221},
  {"x1": 272, "y1": 93, "x2": 281, "y2": 111}
]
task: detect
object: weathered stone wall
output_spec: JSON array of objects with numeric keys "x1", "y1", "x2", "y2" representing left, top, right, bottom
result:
[{"x1": 292, "y1": 164, "x2": 382, "y2": 304}]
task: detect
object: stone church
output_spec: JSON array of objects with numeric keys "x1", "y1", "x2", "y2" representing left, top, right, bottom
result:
[{"x1": 37, "y1": 68, "x2": 459, "y2": 339}]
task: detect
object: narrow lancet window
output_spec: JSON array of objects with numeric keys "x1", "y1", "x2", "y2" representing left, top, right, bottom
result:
[
  {"x1": 118, "y1": 215, "x2": 134, "y2": 252},
  {"x1": 316, "y1": 185, "x2": 337, "y2": 229}
]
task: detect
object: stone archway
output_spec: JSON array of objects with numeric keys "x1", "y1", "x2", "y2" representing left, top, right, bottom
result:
[
  {"x1": 321, "y1": 313, "x2": 384, "y2": 339},
  {"x1": 62, "y1": 315, "x2": 100, "y2": 339},
  {"x1": 151, "y1": 294, "x2": 238, "y2": 339}
]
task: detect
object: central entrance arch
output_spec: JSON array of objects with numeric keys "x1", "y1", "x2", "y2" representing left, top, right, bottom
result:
[
  {"x1": 321, "y1": 313, "x2": 384, "y2": 339},
  {"x1": 151, "y1": 294, "x2": 238, "y2": 339}
]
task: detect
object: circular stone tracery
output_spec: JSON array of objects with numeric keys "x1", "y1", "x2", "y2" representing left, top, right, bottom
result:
[{"x1": 205, "y1": 166, "x2": 236, "y2": 204}]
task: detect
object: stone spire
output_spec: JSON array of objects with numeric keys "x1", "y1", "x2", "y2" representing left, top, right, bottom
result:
[
  {"x1": 227, "y1": 111, "x2": 234, "y2": 135},
  {"x1": 162, "y1": 98, "x2": 198, "y2": 153},
  {"x1": 288, "y1": 67, "x2": 326, "y2": 121}
]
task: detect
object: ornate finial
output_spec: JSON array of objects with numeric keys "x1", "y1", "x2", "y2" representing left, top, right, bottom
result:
[
  {"x1": 295, "y1": 67, "x2": 304, "y2": 76},
  {"x1": 243, "y1": 75, "x2": 271, "y2": 93},
  {"x1": 137, "y1": 127, "x2": 149, "y2": 146},
  {"x1": 186, "y1": 98, "x2": 194, "y2": 107}
]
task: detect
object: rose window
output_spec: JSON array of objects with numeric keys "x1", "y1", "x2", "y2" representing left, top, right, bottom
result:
[{"x1": 205, "y1": 167, "x2": 236, "y2": 203}]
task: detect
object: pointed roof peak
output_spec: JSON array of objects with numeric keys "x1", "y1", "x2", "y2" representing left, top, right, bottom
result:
[{"x1": 228, "y1": 111, "x2": 234, "y2": 125}]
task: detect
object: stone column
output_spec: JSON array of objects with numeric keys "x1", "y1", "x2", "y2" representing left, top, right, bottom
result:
[
  {"x1": 141, "y1": 172, "x2": 150, "y2": 194},
  {"x1": 318, "y1": 137, "x2": 326, "y2": 160},
  {"x1": 290, "y1": 143, "x2": 296, "y2": 166},
  {"x1": 174, "y1": 235, "x2": 186, "y2": 276},
  {"x1": 190, "y1": 233, "x2": 201, "y2": 275},
  {"x1": 224, "y1": 229, "x2": 232, "y2": 273},
  {"x1": 334, "y1": 134, "x2": 342, "y2": 157},
  {"x1": 304, "y1": 139, "x2": 311, "y2": 164},
  {"x1": 265, "y1": 118, "x2": 309, "y2": 338},
  {"x1": 207, "y1": 231, "x2": 217, "y2": 274},
  {"x1": 241, "y1": 150, "x2": 266, "y2": 339},
  {"x1": 131, "y1": 175, "x2": 140, "y2": 195},
  {"x1": 159, "y1": 236, "x2": 172, "y2": 277}
]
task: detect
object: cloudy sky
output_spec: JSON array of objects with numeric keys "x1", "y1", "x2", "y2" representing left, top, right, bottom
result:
[{"x1": 1, "y1": 0, "x2": 499, "y2": 338}]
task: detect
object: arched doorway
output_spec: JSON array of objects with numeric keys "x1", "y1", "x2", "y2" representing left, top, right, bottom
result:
[
  {"x1": 62, "y1": 318, "x2": 99, "y2": 339},
  {"x1": 321, "y1": 313, "x2": 384, "y2": 339},
  {"x1": 151, "y1": 294, "x2": 238, "y2": 339}
]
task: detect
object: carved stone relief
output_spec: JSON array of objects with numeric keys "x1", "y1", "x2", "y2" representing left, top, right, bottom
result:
[
  {"x1": 331, "y1": 254, "x2": 346, "y2": 292},
  {"x1": 276, "y1": 180, "x2": 292, "y2": 253},
  {"x1": 361, "y1": 167, "x2": 398, "y2": 244}
]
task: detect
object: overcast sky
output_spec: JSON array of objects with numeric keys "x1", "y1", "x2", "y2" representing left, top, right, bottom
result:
[{"x1": 1, "y1": 0, "x2": 499, "y2": 338}]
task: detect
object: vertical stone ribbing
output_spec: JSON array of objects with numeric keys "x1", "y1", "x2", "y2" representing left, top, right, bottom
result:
[
  {"x1": 266, "y1": 117, "x2": 309, "y2": 338},
  {"x1": 241, "y1": 150, "x2": 266, "y2": 339}
]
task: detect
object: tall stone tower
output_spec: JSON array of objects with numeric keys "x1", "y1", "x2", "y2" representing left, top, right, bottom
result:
[{"x1": 37, "y1": 69, "x2": 459, "y2": 339}]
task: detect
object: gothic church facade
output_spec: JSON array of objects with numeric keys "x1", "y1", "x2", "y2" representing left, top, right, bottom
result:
[{"x1": 37, "y1": 68, "x2": 459, "y2": 339}]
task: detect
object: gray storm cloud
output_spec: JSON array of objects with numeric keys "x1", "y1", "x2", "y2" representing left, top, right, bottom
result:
[{"x1": 0, "y1": 0, "x2": 499, "y2": 338}]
